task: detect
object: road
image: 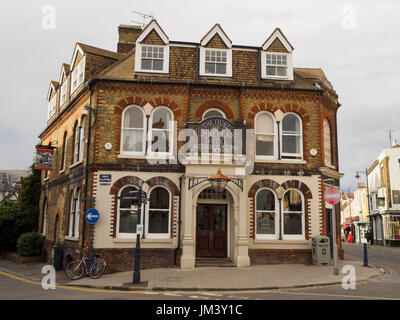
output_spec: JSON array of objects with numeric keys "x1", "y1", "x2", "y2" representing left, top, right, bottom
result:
[{"x1": 0, "y1": 243, "x2": 399, "y2": 301}]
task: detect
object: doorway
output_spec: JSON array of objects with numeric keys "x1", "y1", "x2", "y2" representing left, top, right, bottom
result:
[{"x1": 196, "y1": 204, "x2": 227, "y2": 258}]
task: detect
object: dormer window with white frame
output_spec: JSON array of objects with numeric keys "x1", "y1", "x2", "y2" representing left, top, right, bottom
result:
[
  {"x1": 141, "y1": 46, "x2": 164, "y2": 71},
  {"x1": 134, "y1": 20, "x2": 170, "y2": 74},
  {"x1": 261, "y1": 28, "x2": 294, "y2": 81},
  {"x1": 71, "y1": 56, "x2": 85, "y2": 94},
  {"x1": 48, "y1": 94, "x2": 57, "y2": 120},
  {"x1": 60, "y1": 81, "x2": 67, "y2": 106},
  {"x1": 199, "y1": 24, "x2": 233, "y2": 78}
]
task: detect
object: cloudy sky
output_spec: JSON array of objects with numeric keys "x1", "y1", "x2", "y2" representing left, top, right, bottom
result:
[{"x1": 0, "y1": 0, "x2": 399, "y2": 191}]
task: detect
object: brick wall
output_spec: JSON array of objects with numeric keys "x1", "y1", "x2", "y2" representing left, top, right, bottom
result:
[{"x1": 249, "y1": 249, "x2": 312, "y2": 264}]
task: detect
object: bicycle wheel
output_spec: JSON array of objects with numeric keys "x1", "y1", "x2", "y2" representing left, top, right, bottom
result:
[
  {"x1": 65, "y1": 260, "x2": 85, "y2": 280},
  {"x1": 90, "y1": 259, "x2": 106, "y2": 279}
]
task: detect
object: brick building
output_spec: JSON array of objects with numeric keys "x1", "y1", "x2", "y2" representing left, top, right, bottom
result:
[{"x1": 38, "y1": 20, "x2": 343, "y2": 271}]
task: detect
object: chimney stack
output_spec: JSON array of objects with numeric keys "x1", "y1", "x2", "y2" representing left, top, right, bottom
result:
[{"x1": 117, "y1": 25, "x2": 143, "y2": 54}]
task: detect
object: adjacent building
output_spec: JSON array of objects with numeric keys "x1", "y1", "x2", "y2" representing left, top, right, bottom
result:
[
  {"x1": 0, "y1": 170, "x2": 30, "y2": 204},
  {"x1": 38, "y1": 20, "x2": 343, "y2": 271},
  {"x1": 367, "y1": 141, "x2": 400, "y2": 246}
]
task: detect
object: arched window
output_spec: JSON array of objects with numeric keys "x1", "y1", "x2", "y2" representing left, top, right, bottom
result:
[
  {"x1": 282, "y1": 190, "x2": 305, "y2": 240},
  {"x1": 71, "y1": 121, "x2": 80, "y2": 164},
  {"x1": 117, "y1": 186, "x2": 141, "y2": 238},
  {"x1": 60, "y1": 131, "x2": 67, "y2": 172},
  {"x1": 67, "y1": 189, "x2": 80, "y2": 238},
  {"x1": 147, "y1": 187, "x2": 171, "y2": 238},
  {"x1": 255, "y1": 189, "x2": 278, "y2": 239},
  {"x1": 323, "y1": 118, "x2": 332, "y2": 166},
  {"x1": 42, "y1": 198, "x2": 48, "y2": 236},
  {"x1": 202, "y1": 108, "x2": 226, "y2": 120},
  {"x1": 281, "y1": 113, "x2": 302, "y2": 159},
  {"x1": 121, "y1": 105, "x2": 146, "y2": 155},
  {"x1": 78, "y1": 117, "x2": 85, "y2": 162},
  {"x1": 149, "y1": 107, "x2": 173, "y2": 155},
  {"x1": 255, "y1": 112, "x2": 277, "y2": 159}
]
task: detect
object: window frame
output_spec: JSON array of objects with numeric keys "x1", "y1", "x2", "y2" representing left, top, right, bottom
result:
[
  {"x1": 71, "y1": 56, "x2": 86, "y2": 94},
  {"x1": 120, "y1": 105, "x2": 147, "y2": 156},
  {"x1": 42, "y1": 198, "x2": 48, "y2": 236},
  {"x1": 261, "y1": 51, "x2": 293, "y2": 80},
  {"x1": 255, "y1": 111, "x2": 278, "y2": 160},
  {"x1": 323, "y1": 118, "x2": 332, "y2": 166},
  {"x1": 60, "y1": 81, "x2": 68, "y2": 107},
  {"x1": 199, "y1": 47, "x2": 232, "y2": 78},
  {"x1": 48, "y1": 94, "x2": 57, "y2": 120},
  {"x1": 135, "y1": 44, "x2": 170, "y2": 74},
  {"x1": 281, "y1": 189, "x2": 305, "y2": 240},
  {"x1": 255, "y1": 188, "x2": 279, "y2": 240},
  {"x1": 145, "y1": 186, "x2": 172, "y2": 239},
  {"x1": 202, "y1": 108, "x2": 226, "y2": 120},
  {"x1": 116, "y1": 185, "x2": 143, "y2": 239},
  {"x1": 60, "y1": 131, "x2": 67, "y2": 172},
  {"x1": 281, "y1": 112, "x2": 303, "y2": 160},
  {"x1": 148, "y1": 106, "x2": 174, "y2": 158},
  {"x1": 67, "y1": 190, "x2": 80, "y2": 239}
]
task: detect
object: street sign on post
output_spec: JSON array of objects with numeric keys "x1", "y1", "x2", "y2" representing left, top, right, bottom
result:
[
  {"x1": 85, "y1": 208, "x2": 100, "y2": 225},
  {"x1": 324, "y1": 187, "x2": 340, "y2": 276}
]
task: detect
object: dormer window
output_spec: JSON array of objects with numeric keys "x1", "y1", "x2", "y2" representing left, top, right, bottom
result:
[
  {"x1": 141, "y1": 46, "x2": 164, "y2": 71},
  {"x1": 60, "y1": 81, "x2": 67, "y2": 106},
  {"x1": 71, "y1": 57, "x2": 85, "y2": 94},
  {"x1": 134, "y1": 20, "x2": 170, "y2": 74},
  {"x1": 48, "y1": 94, "x2": 57, "y2": 120},
  {"x1": 261, "y1": 28, "x2": 294, "y2": 81},
  {"x1": 266, "y1": 53, "x2": 288, "y2": 77},
  {"x1": 205, "y1": 49, "x2": 227, "y2": 75}
]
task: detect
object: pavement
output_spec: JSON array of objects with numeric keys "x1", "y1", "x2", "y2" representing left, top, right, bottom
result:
[{"x1": 0, "y1": 255, "x2": 384, "y2": 292}]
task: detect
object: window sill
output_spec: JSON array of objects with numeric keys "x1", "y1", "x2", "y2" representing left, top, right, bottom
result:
[
  {"x1": 118, "y1": 154, "x2": 175, "y2": 160},
  {"x1": 135, "y1": 70, "x2": 169, "y2": 75},
  {"x1": 44, "y1": 178, "x2": 50, "y2": 182},
  {"x1": 255, "y1": 159, "x2": 306, "y2": 164},
  {"x1": 113, "y1": 238, "x2": 172, "y2": 243},
  {"x1": 59, "y1": 169, "x2": 65, "y2": 174},
  {"x1": 69, "y1": 161, "x2": 83, "y2": 169},
  {"x1": 254, "y1": 239, "x2": 309, "y2": 244},
  {"x1": 199, "y1": 73, "x2": 232, "y2": 78},
  {"x1": 64, "y1": 236, "x2": 79, "y2": 242}
]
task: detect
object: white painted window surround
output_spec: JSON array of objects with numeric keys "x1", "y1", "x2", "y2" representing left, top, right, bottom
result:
[
  {"x1": 261, "y1": 51, "x2": 293, "y2": 81},
  {"x1": 282, "y1": 189, "x2": 305, "y2": 240},
  {"x1": 71, "y1": 56, "x2": 85, "y2": 94},
  {"x1": 199, "y1": 47, "x2": 232, "y2": 77},
  {"x1": 135, "y1": 44, "x2": 170, "y2": 74}
]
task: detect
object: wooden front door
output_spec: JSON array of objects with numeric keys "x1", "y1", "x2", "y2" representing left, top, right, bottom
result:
[{"x1": 196, "y1": 204, "x2": 227, "y2": 257}]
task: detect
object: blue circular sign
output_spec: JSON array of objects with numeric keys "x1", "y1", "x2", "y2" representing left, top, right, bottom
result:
[{"x1": 85, "y1": 209, "x2": 100, "y2": 224}]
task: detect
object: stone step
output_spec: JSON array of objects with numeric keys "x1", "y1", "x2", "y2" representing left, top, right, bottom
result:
[{"x1": 195, "y1": 258, "x2": 235, "y2": 267}]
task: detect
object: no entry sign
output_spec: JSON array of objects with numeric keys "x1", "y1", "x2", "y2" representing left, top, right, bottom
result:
[{"x1": 324, "y1": 187, "x2": 341, "y2": 205}]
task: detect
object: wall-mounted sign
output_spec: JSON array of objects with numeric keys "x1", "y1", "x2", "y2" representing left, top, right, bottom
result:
[
  {"x1": 100, "y1": 174, "x2": 112, "y2": 183},
  {"x1": 35, "y1": 146, "x2": 55, "y2": 171}
]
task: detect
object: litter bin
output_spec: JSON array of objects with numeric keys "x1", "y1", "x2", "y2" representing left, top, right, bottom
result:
[
  {"x1": 312, "y1": 236, "x2": 330, "y2": 265},
  {"x1": 51, "y1": 246, "x2": 63, "y2": 270}
]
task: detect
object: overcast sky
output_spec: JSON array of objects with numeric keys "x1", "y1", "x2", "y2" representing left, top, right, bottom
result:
[{"x1": 0, "y1": 0, "x2": 399, "y2": 192}]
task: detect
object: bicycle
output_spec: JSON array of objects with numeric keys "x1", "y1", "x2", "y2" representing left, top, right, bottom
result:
[{"x1": 65, "y1": 255, "x2": 107, "y2": 280}]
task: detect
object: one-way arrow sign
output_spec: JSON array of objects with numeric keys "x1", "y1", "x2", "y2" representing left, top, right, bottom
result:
[{"x1": 85, "y1": 208, "x2": 100, "y2": 225}]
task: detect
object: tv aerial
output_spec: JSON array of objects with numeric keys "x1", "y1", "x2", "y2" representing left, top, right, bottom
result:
[{"x1": 131, "y1": 11, "x2": 154, "y2": 28}]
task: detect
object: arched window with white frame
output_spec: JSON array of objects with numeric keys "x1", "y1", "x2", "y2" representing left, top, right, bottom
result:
[
  {"x1": 281, "y1": 113, "x2": 302, "y2": 159},
  {"x1": 121, "y1": 105, "x2": 146, "y2": 155},
  {"x1": 282, "y1": 189, "x2": 305, "y2": 240},
  {"x1": 255, "y1": 111, "x2": 277, "y2": 159},
  {"x1": 202, "y1": 108, "x2": 226, "y2": 120},
  {"x1": 146, "y1": 187, "x2": 171, "y2": 239},
  {"x1": 323, "y1": 118, "x2": 332, "y2": 166},
  {"x1": 149, "y1": 106, "x2": 174, "y2": 155},
  {"x1": 255, "y1": 189, "x2": 278, "y2": 239},
  {"x1": 117, "y1": 186, "x2": 142, "y2": 238}
]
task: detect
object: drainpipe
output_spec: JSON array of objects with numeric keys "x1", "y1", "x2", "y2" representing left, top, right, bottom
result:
[
  {"x1": 81, "y1": 86, "x2": 93, "y2": 256},
  {"x1": 175, "y1": 176, "x2": 183, "y2": 264}
]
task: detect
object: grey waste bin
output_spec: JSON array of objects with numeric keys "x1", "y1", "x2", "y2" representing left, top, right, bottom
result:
[
  {"x1": 51, "y1": 246, "x2": 63, "y2": 270},
  {"x1": 312, "y1": 236, "x2": 330, "y2": 265}
]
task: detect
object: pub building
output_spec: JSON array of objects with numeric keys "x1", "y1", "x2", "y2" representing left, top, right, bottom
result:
[{"x1": 38, "y1": 20, "x2": 343, "y2": 271}]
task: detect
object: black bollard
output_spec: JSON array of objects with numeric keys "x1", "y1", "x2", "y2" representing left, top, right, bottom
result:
[{"x1": 363, "y1": 243, "x2": 368, "y2": 267}]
